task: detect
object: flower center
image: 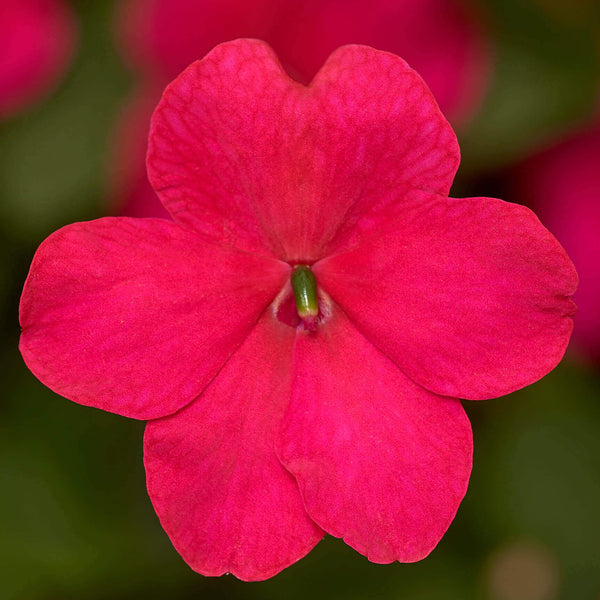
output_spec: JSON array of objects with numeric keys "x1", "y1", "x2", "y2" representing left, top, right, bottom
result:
[
  {"x1": 291, "y1": 265, "x2": 319, "y2": 326},
  {"x1": 273, "y1": 265, "x2": 328, "y2": 331}
]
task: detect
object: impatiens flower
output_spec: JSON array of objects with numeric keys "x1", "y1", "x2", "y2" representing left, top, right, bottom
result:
[
  {"x1": 20, "y1": 40, "x2": 576, "y2": 581},
  {"x1": 0, "y1": 0, "x2": 76, "y2": 119},
  {"x1": 110, "y1": 0, "x2": 491, "y2": 218},
  {"x1": 512, "y1": 122, "x2": 600, "y2": 364}
]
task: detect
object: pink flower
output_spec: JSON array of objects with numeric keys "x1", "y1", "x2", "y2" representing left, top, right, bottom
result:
[
  {"x1": 512, "y1": 122, "x2": 600, "y2": 364},
  {"x1": 20, "y1": 40, "x2": 576, "y2": 581},
  {"x1": 0, "y1": 0, "x2": 77, "y2": 119},
  {"x1": 110, "y1": 0, "x2": 491, "y2": 218}
]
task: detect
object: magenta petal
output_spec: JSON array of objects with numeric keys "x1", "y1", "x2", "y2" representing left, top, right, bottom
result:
[
  {"x1": 148, "y1": 40, "x2": 459, "y2": 261},
  {"x1": 144, "y1": 314, "x2": 324, "y2": 581},
  {"x1": 278, "y1": 307, "x2": 472, "y2": 563},
  {"x1": 20, "y1": 217, "x2": 289, "y2": 419},
  {"x1": 0, "y1": 0, "x2": 76, "y2": 118},
  {"x1": 315, "y1": 191, "x2": 578, "y2": 400}
]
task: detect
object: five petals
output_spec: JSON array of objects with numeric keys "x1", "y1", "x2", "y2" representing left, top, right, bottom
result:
[{"x1": 18, "y1": 39, "x2": 578, "y2": 580}]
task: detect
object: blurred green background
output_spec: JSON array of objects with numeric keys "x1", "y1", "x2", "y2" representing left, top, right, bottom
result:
[{"x1": 2, "y1": 1, "x2": 600, "y2": 599}]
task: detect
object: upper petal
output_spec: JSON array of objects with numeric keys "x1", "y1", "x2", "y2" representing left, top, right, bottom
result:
[
  {"x1": 315, "y1": 191, "x2": 578, "y2": 400},
  {"x1": 277, "y1": 306, "x2": 472, "y2": 563},
  {"x1": 144, "y1": 313, "x2": 324, "y2": 581},
  {"x1": 20, "y1": 217, "x2": 289, "y2": 419},
  {"x1": 147, "y1": 39, "x2": 459, "y2": 262}
]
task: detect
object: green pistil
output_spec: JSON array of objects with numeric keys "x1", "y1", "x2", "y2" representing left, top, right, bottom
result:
[{"x1": 291, "y1": 265, "x2": 319, "y2": 319}]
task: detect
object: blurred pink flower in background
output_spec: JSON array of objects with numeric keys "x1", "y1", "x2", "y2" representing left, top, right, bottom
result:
[
  {"x1": 21, "y1": 40, "x2": 576, "y2": 581},
  {"x1": 110, "y1": 0, "x2": 491, "y2": 218},
  {"x1": 513, "y1": 121, "x2": 600, "y2": 365},
  {"x1": 0, "y1": 0, "x2": 76, "y2": 119}
]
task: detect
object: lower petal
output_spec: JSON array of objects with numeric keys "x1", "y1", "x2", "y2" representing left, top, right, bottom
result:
[
  {"x1": 278, "y1": 307, "x2": 472, "y2": 563},
  {"x1": 144, "y1": 314, "x2": 324, "y2": 581}
]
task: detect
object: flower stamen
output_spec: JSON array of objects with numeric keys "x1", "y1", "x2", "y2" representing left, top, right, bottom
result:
[{"x1": 291, "y1": 265, "x2": 319, "y2": 325}]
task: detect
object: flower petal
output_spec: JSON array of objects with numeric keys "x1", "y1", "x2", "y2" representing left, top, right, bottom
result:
[
  {"x1": 315, "y1": 191, "x2": 578, "y2": 400},
  {"x1": 147, "y1": 39, "x2": 459, "y2": 262},
  {"x1": 277, "y1": 307, "x2": 472, "y2": 563},
  {"x1": 144, "y1": 313, "x2": 324, "y2": 581},
  {"x1": 19, "y1": 217, "x2": 289, "y2": 419},
  {"x1": 0, "y1": 0, "x2": 77, "y2": 118}
]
